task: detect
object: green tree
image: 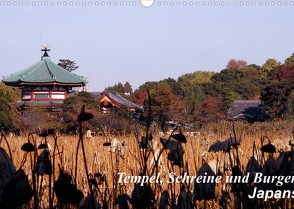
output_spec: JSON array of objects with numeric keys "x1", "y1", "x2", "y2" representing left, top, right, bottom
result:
[
  {"x1": 221, "y1": 88, "x2": 242, "y2": 113},
  {"x1": 182, "y1": 84, "x2": 206, "y2": 122},
  {"x1": 209, "y1": 68, "x2": 244, "y2": 99},
  {"x1": 261, "y1": 59, "x2": 281, "y2": 77},
  {"x1": 176, "y1": 71, "x2": 216, "y2": 122},
  {"x1": 241, "y1": 65, "x2": 268, "y2": 87},
  {"x1": 108, "y1": 82, "x2": 133, "y2": 98},
  {"x1": 63, "y1": 91, "x2": 99, "y2": 113},
  {"x1": 261, "y1": 83, "x2": 292, "y2": 118},
  {"x1": 159, "y1": 77, "x2": 182, "y2": 95},
  {"x1": 58, "y1": 59, "x2": 79, "y2": 72},
  {"x1": 62, "y1": 91, "x2": 100, "y2": 131},
  {"x1": 178, "y1": 71, "x2": 214, "y2": 96},
  {"x1": 138, "y1": 81, "x2": 158, "y2": 91},
  {"x1": 0, "y1": 82, "x2": 20, "y2": 130},
  {"x1": 248, "y1": 86, "x2": 261, "y2": 100},
  {"x1": 211, "y1": 68, "x2": 244, "y2": 84},
  {"x1": 113, "y1": 104, "x2": 134, "y2": 121},
  {"x1": 209, "y1": 67, "x2": 265, "y2": 101},
  {"x1": 124, "y1": 82, "x2": 133, "y2": 93},
  {"x1": 284, "y1": 53, "x2": 294, "y2": 66},
  {"x1": 108, "y1": 82, "x2": 124, "y2": 93}
]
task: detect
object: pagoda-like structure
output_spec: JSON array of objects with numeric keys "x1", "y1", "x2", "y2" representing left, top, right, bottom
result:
[
  {"x1": 2, "y1": 46, "x2": 88, "y2": 111},
  {"x1": 91, "y1": 89, "x2": 144, "y2": 113}
]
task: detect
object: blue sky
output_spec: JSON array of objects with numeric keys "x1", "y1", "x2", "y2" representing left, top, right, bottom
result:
[{"x1": 1, "y1": 2, "x2": 294, "y2": 91}]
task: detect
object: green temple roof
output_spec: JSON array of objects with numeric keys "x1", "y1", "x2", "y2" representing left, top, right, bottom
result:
[{"x1": 2, "y1": 51, "x2": 88, "y2": 86}]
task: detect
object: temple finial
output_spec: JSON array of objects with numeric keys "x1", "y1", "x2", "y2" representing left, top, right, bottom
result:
[{"x1": 41, "y1": 44, "x2": 50, "y2": 57}]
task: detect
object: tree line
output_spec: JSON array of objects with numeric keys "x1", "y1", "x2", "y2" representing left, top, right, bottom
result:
[
  {"x1": 0, "y1": 54, "x2": 293, "y2": 132},
  {"x1": 127, "y1": 53, "x2": 294, "y2": 125}
]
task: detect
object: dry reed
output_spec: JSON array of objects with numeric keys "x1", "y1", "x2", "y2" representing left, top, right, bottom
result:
[{"x1": 0, "y1": 120, "x2": 293, "y2": 208}]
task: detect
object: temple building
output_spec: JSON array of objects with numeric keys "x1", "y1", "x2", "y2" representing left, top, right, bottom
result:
[
  {"x1": 228, "y1": 100, "x2": 271, "y2": 122},
  {"x1": 91, "y1": 89, "x2": 144, "y2": 113},
  {"x1": 2, "y1": 46, "x2": 88, "y2": 111}
]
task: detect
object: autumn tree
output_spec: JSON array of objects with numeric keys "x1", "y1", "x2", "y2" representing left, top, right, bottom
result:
[
  {"x1": 261, "y1": 59, "x2": 281, "y2": 77},
  {"x1": 262, "y1": 64, "x2": 294, "y2": 119},
  {"x1": 21, "y1": 107, "x2": 60, "y2": 132},
  {"x1": 198, "y1": 97, "x2": 223, "y2": 123},
  {"x1": 58, "y1": 59, "x2": 79, "y2": 72},
  {"x1": 150, "y1": 85, "x2": 185, "y2": 127},
  {"x1": 287, "y1": 92, "x2": 294, "y2": 120},
  {"x1": 272, "y1": 63, "x2": 294, "y2": 83},
  {"x1": 226, "y1": 59, "x2": 247, "y2": 69},
  {"x1": 131, "y1": 89, "x2": 148, "y2": 106},
  {"x1": 91, "y1": 110, "x2": 129, "y2": 137}
]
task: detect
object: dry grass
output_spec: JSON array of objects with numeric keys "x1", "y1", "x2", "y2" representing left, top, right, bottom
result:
[{"x1": 1, "y1": 120, "x2": 294, "y2": 208}]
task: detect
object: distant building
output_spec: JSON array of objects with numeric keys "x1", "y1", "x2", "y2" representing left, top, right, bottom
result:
[
  {"x1": 228, "y1": 100, "x2": 271, "y2": 122},
  {"x1": 91, "y1": 89, "x2": 144, "y2": 113},
  {"x1": 2, "y1": 46, "x2": 88, "y2": 111}
]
